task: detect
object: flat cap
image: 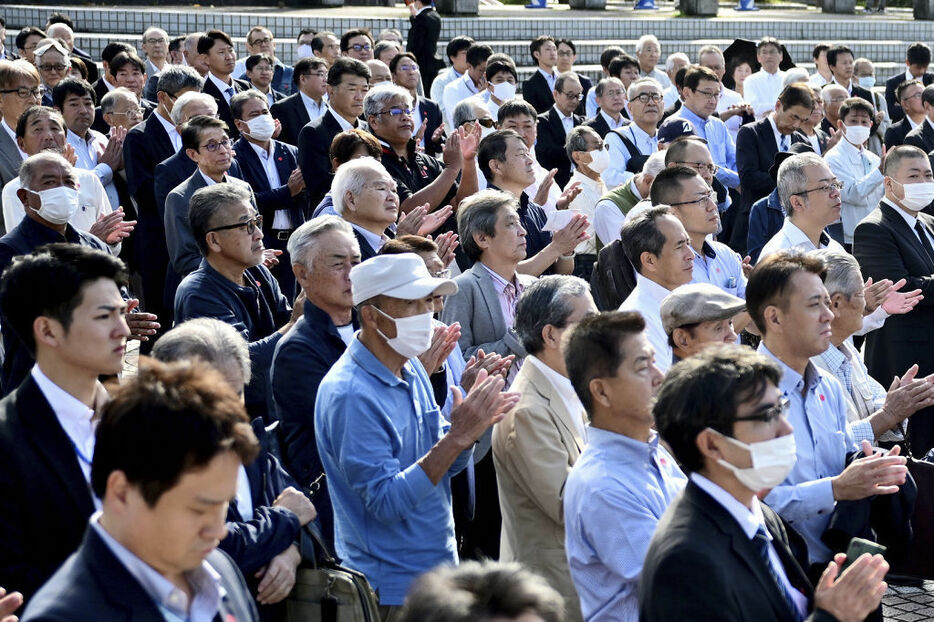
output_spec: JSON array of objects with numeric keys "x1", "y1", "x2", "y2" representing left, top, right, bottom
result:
[{"x1": 660, "y1": 283, "x2": 746, "y2": 335}]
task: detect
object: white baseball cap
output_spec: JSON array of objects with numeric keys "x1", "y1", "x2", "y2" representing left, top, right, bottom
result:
[{"x1": 351, "y1": 253, "x2": 458, "y2": 306}]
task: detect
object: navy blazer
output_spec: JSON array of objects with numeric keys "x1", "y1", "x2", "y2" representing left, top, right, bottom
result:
[
  {"x1": 535, "y1": 107, "x2": 582, "y2": 189},
  {"x1": 747, "y1": 189, "x2": 784, "y2": 264},
  {"x1": 203, "y1": 75, "x2": 252, "y2": 140},
  {"x1": 0, "y1": 219, "x2": 109, "y2": 395},
  {"x1": 271, "y1": 300, "x2": 359, "y2": 553},
  {"x1": 297, "y1": 110, "x2": 368, "y2": 208},
  {"x1": 733, "y1": 117, "x2": 780, "y2": 255},
  {"x1": 22, "y1": 526, "x2": 258, "y2": 622},
  {"x1": 886, "y1": 71, "x2": 934, "y2": 123},
  {"x1": 270, "y1": 92, "x2": 312, "y2": 147},
  {"x1": 232, "y1": 137, "x2": 306, "y2": 232},
  {"x1": 0, "y1": 375, "x2": 97, "y2": 603},
  {"x1": 584, "y1": 111, "x2": 629, "y2": 139}
]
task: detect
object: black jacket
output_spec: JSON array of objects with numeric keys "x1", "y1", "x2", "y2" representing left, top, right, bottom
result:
[
  {"x1": 904, "y1": 119, "x2": 934, "y2": 153},
  {"x1": 522, "y1": 70, "x2": 555, "y2": 115},
  {"x1": 202, "y1": 75, "x2": 251, "y2": 139},
  {"x1": 297, "y1": 110, "x2": 368, "y2": 209},
  {"x1": 733, "y1": 117, "x2": 781, "y2": 255},
  {"x1": 885, "y1": 71, "x2": 934, "y2": 123},
  {"x1": 406, "y1": 7, "x2": 444, "y2": 90},
  {"x1": 270, "y1": 92, "x2": 312, "y2": 146},
  {"x1": 884, "y1": 116, "x2": 917, "y2": 149},
  {"x1": 232, "y1": 137, "x2": 307, "y2": 234},
  {"x1": 535, "y1": 107, "x2": 582, "y2": 189}
]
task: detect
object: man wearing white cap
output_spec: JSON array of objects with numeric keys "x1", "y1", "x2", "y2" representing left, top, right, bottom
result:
[{"x1": 314, "y1": 252, "x2": 521, "y2": 618}]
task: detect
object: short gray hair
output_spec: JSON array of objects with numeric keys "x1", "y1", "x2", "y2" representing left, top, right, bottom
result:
[
  {"x1": 565, "y1": 125, "x2": 597, "y2": 161},
  {"x1": 636, "y1": 34, "x2": 660, "y2": 55},
  {"x1": 594, "y1": 77, "x2": 625, "y2": 98},
  {"x1": 697, "y1": 45, "x2": 724, "y2": 64},
  {"x1": 456, "y1": 189, "x2": 518, "y2": 262},
  {"x1": 782, "y1": 67, "x2": 810, "y2": 88},
  {"x1": 188, "y1": 183, "x2": 253, "y2": 256},
  {"x1": 363, "y1": 83, "x2": 412, "y2": 120},
  {"x1": 665, "y1": 52, "x2": 690, "y2": 73},
  {"x1": 554, "y1": 71, "x2": 580, "y2": 94},
  {"x1": 287, "y1": 215, "x2": 356, "y2": 267},
  {"x1": 515, "y1": 275, "x2": 591, "y2": 355},
  {"x1": 156, "y1": 64, "x2": 205, "y2": 96},
  {"x1": 170, "y1": 91, "x2": 218, "y2": 124},
  {"x1": 19, "y1": 152, "x2": 73, "y2": 191},
  {"x1": 332, "y1": 156, "x2": 387, "y2": 216},
  {"x1": 776, "y1": 152, "x2": 825, "y2": 216},
  {"x1": 812, "y1": 249, "x2": 863, "y2": 299},
  {"x1": 821, "y1": 83, "x2": 848, "y2": 104},
  {"x1": 453, "y1": 97, "x2": 483, "y2": 128},
  {"x1": 151, "y1": 317, "x2": 251, "y2": 386},
  {"x1": 628, "y1": 77, "x2": 663, "y2": 100},
  {"x1": 100, "y1": 87, "x2": 136, "y2": 115}
]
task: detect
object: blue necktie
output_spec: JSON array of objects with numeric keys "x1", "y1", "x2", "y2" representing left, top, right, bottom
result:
[
  {"x1": 753, "y1": 527, "x2": 803, "y2": 621},
  {"x1": 225, "y1": 86, "x2": 234, "y2": 99},
  {"x1": 780, "y1": 134, "x2": 789, "y2": 151}
]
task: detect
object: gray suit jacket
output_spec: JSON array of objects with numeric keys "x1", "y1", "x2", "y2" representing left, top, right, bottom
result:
[
  {"x1": 164, "y1": 170, "x2": 254, "y2": 276},
  {"x1": 441, "y1": 262, "x2": 534, "y2": 360},
  {"x1": 0, "y1": 129, "x2": 22, "y2": 235}
]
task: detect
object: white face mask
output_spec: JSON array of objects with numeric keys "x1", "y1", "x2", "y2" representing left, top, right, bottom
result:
[
  {"x1": 245, "y1": 113, "x2": 276, "y2": 142},
  {"x1": 587, "y1": 148, "x2": 610, "y2": 173},
  {"x1": 296, "y1": 44, "x2": 314, "y2": 60},
  {"x1": 491, "y1": 81, "x2": 516, "y2": 102},
  {"x1": 710, "y1": 428, "x2": 797, "y2": 492},
  {"x1": 373, "y1": 306, "x2": 434, "y2": 359},
  {"x1": 896, "y1": 180, "x2": 934, "y2": 211},
  {"x1": 843, "y1": 124, "x2": 871, "y2": 146},
  {"x1": 29, "y1": 186, "x2": 79, "y2": 224},
  {"x1": 858, "y1": 75, "x2": 875, "y2": 90}
]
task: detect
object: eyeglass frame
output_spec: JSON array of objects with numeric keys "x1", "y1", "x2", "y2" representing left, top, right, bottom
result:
[
  {"x1": 0, "y1": 85, "x2": 46, "y2": 99},
  {"x1": 198, "y1": 138, "x2": 233, "y2": 152},
  {"x1": 38, "y1": 63, "x2": 68, "y2": 72},
  {"x1": 792, "y1": 181, "x2": 845, "y2": 197},
  {"x1": 349, "y1": 43, "x2": 372, "y2": 52},
  {"x1": 377, "y1": 107, "x2": 414, "y2": 118},
  {"x1": 733, "y1": 398, "x2": 791, "y2": 424},
  {"x1": 207, "y1": 214, "x2": 263, "y2": 235},
  {"x1": 111, "y1": 108, "x2": 145, "y2": 119},
  {"x1": 672, "y1": 160, "x2": 720, "y2": 175},
  {"x1": 668, "y1": 189, "x2": 717, "y2": 208},
  {"x1": 632, "y1": 92, "x2": 663, "y2": 104}
]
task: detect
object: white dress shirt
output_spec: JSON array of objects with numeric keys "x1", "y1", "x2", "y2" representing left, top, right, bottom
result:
[
  {"x1": 604, "y1": 122, "x2": 658, "y2": 189},
  {"x1": 235, "y1": 463, "x2": 254, "y2": 519},
  {"x1": 618, "y1": 273, "x2": 674, "y2": 373},
  {"x1": 885, "y1": 196, "x2": 934, "y2": 248},
  {"x1": 823, "y1": 136, "x2": 883, "y2": 243},
  {"x1": 248, "y1": 140, "x2": 291, "y2": 229},
  {"x1": 351, "y1": 223, "x2": 387, "y2": 253},
  {"x1": 744, "y1": 69, "x2": 786, "y2": 118},
  {"x1": 329, "y1": 107, "x2": 355, "y2": 132},
  {"x1": 599, "y1": 109, "x2": 627, "y2": 131},
  {"x1": 662, "y1": 84, "x2": 680, "y2": 108},
  {"x1": 208, "y1": 72, "x2": 236, "y2": 103},
  {"x1": 154, "y1": 110, "x2": 182, "y2": 152},
  {"x1": 554, "y1": 105, "x2": 574, "y2": 135},
  {"x1": 716, "y1": 85, "x2": 746, "y2": 142},
  {"x1": 299, "y1": 90, "x2": 328, "y2": 121},
  {"x1": 809, "y1": 72, "x2": 830, "y2": 88},
  {"x1": 525, "y1": 355, "x2": 588, "y2": 441},
  {"x1": 538, "y1": 67, "x2": 558, "y2": 91},
  {"x1": 443, "y1": 72, "x2": 480, "y2": 129},
  {"x1": 3, "y1": 169, "x2": 113, "y2": 234},
  {"x1": 67, "y1": 128, "x2": 121, "y2": 213},
  {"x1": 767, "y1": 114, "x2": 791, "y2": 152},
  {"x1": 430, "y1": 67, "x2": 462, "y2": 113},
  {"x1": 594, "y1": 178, "x2": 642, "y2": 245},
  {"x1": 567, "y1": 169, "x2": 605, "y2": 255}
]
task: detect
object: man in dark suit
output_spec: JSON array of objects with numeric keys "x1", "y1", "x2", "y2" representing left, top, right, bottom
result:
[
  {"x1": 536, "y1": 72, "x2": 584, "y2": 190},
  {"x1": 903, "y1": 85, "x2": 934, "y2": 153},
  {"x1": 21, "y1": 360, "x2": 261, "y2": 622},
  {"x1": 0, "y1": 244, "x2": 130, "y2": 603},
  {"x1": 854, "y1": 145, "x2": 934, "y2": 455},
  {"x1": 885, "y1": 43, "x2": 934, "y2": 123},
  {"x1": 522, "y1": 36, "x2": 559, "y2": 115},
  {"x1": 827, "y1": 45, "x2": 873, "y2": 106},
  {"x1": 270, "y1": 57, "x2": 328, "y2": 147},
  {"x1": 732, "y1": 83, "x2": 814, "y2": 255},
  {"x1": 884, "y1": 80, "x2": 925, "y2": 148},
  {"x1": 199, "y1": 30, "x2": 251, "y2": 140},
  {"x1": 583, "y1": 77, "x2": 629, "y2": 139},
  {"x1": 297, "y1": 57, "x2": 371, "y2": 210},
  {"x1": 232, "y1": 90, "x2": 307, "y2": 298},
  {"x1": 405, "y1": 0, "x2": 444, "y2": 91},
  {"x1": 641, "y1": 346, "x2": 889, "y2": 622}
]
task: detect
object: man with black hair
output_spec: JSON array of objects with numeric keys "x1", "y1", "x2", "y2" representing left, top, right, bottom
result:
[
  {"x1": 92, "y1": 41, "x2": 133, "y2": 104},
  {"x1": 22, "y1": 360, "x2": 261, "y2": 621},
  {"x1": 340, "y1": 29, "x2": 374, "y2": 62},
  {"x1": 442, "y1": 44, "x2": 493, "y2": 129},
  {"x1": 14, "y1": 27, "x2": 46, "y2": 65},
  {"x1": 391, "y1": 52, "x2": 444, "y2": 155},
  {"x1": 523, "y1": 36, "x2": 559, "y2": 115},
  {"x1": 744, "y1": 37, "x2": 787, "y2": 119},
  {"x1": 200, "y1": 30, "x2": 251, "y2": 140},
  {"x1": 826, "y1": 45, "x2": 873, "y2": 106},
  {"x1": 0, "y1": 244, "x2": 130, "y2": 603},
  {"x1": 536, "y1": 72, "x2": 584, "y2": 190},
  {"x1": 0, "y1": 17, "x2": 17, "y2": 61},
  {"x1": 430, "y1": 35, "x2": 474, "y2": 106},
  {"x1": 903, "y1": 84, "x2": 934, "y2": 153},
  {"x1": 271, "y1": 57, "x2": 328, "y2": 146},
  {"x1": 310, "y1": 30, "x2": 340, "y2": 67},
  {"x1": 885, "y1": 43, "x2": 934, "y2": 123},
  {"x1": 585, "y1": 45, "x2": 625, "y2": 119}
]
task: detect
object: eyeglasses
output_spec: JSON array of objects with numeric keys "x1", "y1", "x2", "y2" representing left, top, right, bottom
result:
[
  {"x1": 38, "y1": 64, "x2": 67, "y2": 72},
  {"x1": 669, "y1": 189, "x2": 716, "y2": 207},
  {"x1": 902, "y1": 92, "x2": 923, "y2": 102},
  {"x1": 378, "y1": 107, "x2": 414, "y2": 118},
  {"x1": 199, "y1": 138, "x2": 233, "y2": 152},
  {"x1": 734, "y1": 398, "x2": 791, "y2": 424},
  {"x1": 632, "y1": 92, "x2": 663, "y2": 104},
  {"x1": 793, "y1": 180, "x2": 844, "y2": 196},
  {"x1": 250, "y1": 37, "x2": 273, "y2": 46},
  {"x1": 559, "y1": 90, "x2": 583, "y2": 101},
  {"x1": 828, "y1": 96, "x2": 847, "y2": 103},
  {"x1": 691, "y1": 88, "x2": 721, "y2": 101},
  {"x1": 673, "y1": 161, "x2": 720, "y2": 175},
  {"x1": 208, "y1": 214, "x2": 263, "y2": 235},
  {"x1": 307, "y1": 71, "x2": 328, "y2": 79},
  {"x1": 0, "y1": 86, "x2": 45, "y2": 99},
  {"x1": 602, "y1": 89, "x2": 625, "y2": 97},
  {"x1": 466, "y1": 117, "x2": 495, "y2": 128},
  {"x1": 399, "y1": 63, "x2": 419, "y2": 72},
  {"x1": 112, "y1": 108, "x2": 144, "y2": 119},
  {"x1": 557, "y1": 50, "x2": 574, "y2": 57},
  {"x1": 143, "y1": 37, "x2": 168, "y2": 44},
  {"x1": 349, "y1": 43, "x2": 372, "y2": 52}
]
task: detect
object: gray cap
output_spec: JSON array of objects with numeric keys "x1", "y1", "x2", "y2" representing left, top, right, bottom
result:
[{"x1": 661, "y1": 283, "x2": 746, "y2": 335}]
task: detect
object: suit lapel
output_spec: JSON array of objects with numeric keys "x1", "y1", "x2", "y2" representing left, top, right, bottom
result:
[
  {"x1": 471, "y1": 263, "x2": 508, "y2": 337},
  {"x1": 881, "y1": 203, "x2": 934, "y2": 271},
  {"x1": 523, "y1": 361, "x2": 585, "y2": 452},
  {"x1": 0, "y1": 128, "x2": 23, "y2": 179},
  {"x1": 234, "y1": 138, "x2": 271, "y2": 192},
  {"x1": 761, "y1": 120, "x2": 779, "y2": 152}
]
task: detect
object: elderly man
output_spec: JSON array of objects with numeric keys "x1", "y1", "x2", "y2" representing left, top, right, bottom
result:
[
  {"x1": 593, "y1": 150, "x2": 667, "y2": 250},
  {"x1": 316, "y1": 252, "x2": 519, "y2": 614},
  {"x1": 698, "y1": 44, "x2": 750, "y2": 142},
  {"x1": 496, "y1": 99, "x2": 564, "y2": 214},
  {"x1": 661, "y1": 283, "x2": 745, "y2": 362},
  {"x1": 902, "y1": 84, "x2": 934, "y2": 154},
  {"x1": 234, "y1": 26, "x2": 292, "y2": 96},
  {"x1": 618, "y1": 206, "x2": 695, "y2": 373},
  {"x1": 563, "y1": 312, "x2": 684, "y2": 622},
  {"x1": 365, "y1": 83, "x2": 477, "y2": 215},
  {"x1": 565, "y1": 125, "x2": 607, "y2": 278},
  {"x1": 663, "y1": 135, "x2": 731, "y2": 213},
  {"x1": 271, "y1": 216, "x2": 361, "y2": 553},
  {"x1": 536, "y1": 72, "x2": 584, "y2": 190},
  {"x1": 330, "y1": 156, "x2": 400, "y2": 261},
  {"x1": 21, "y1": 361, "x2": 260, "y2": 621},
  {"x1": 175, "y1": 183, "x2": 298, "y2": 420},
  {"x1": 44, "y1": 21, "x2": 96, "y2": 83},
  {"x1": 584, "y1": 78, "x2": 628, "y2": 139},
  {"x1": 812, "y1": 249, "x2": 934, "y2": 448},
  {"x1": 603, "y1": 77, "x2": 662, "y2": 190},
  {"x1": 635, "y1": 35, "x2": 669, "y2": 88},
  {"x1": 641, "y1": 346, "x2": 889, "y2": 622},
  {"x1": 0, "y1": 60, "x2": 42, "y2": 215},
  {"x1": 0, "y1": 244, "x2": 130, "y2": 602},
  {"x1": 493, "y1": 275, "x2": 596, "y2": 622},
  {"x1": 140, "y1": 26, "x2": 169, "y2": 77},
  {"x1": 100, "y1": 87, "x2": 143, "y2": 133},
  {"x1": 231, "y1": 90, "x2": 305, "y2": 297},
  {"x1": 747, "y1": 251, "x2": 912, "y2": 568},
  {"x1": 821, "y1": 83, "x2": 849, "y2": 136},
  {"x1": 34, "y1": 40, "x2": 69, "y2": 106}
]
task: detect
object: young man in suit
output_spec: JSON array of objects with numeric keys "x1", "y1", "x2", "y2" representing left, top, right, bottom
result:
[
  {"x1": 641, "y1": 345, "x2": 889, "y2": 622},
  {"x1": 493, "y1": 275, "x2": 596, "y2": 622},
  {"x1": 536, "y1": 72, "x2": 584, "y2": 190},
  {"x1": 297, "y1": 57, "x2": 371, "y2": 210},
  {"x1": 199, "y1": 30, "x2": 250, "y2": 140},
  {"x1": 733, "y1": 83, "x2": 814, "y2": 254},
  {"x1": 405, "y1": 0, "x2": 444, "y2": 91},
  {"x1": 22, "y1": 360, "x2": 261, "y2": 622},
  {"x1": 884, "y1": 42, "x2": 934, "y2": 123},
  {"x1": 522, "y1": 36, "x2": 559, "y2": 115},
  {"x1": 854, "y1": 145, "x2": 934, "y2": 454},
  {"x1": 270, "y1": 57, "x2": 327, "y2": 147},
  {"x1": 826, "y1": 45, "x2": 873, "y2": 106},
  {"x1": 0, "y1": 244, "x2": 131, "y2": 603},
  {"x1": 91, "y1": 42, "x2": 133, "y2": 104},
  {"x1": 903, "y1": 84, "x2": 934, "y2": 154},
  {"x1": 884, "y1": 80, "x2": 924, "y2": 149},
  {"x1": 232, "y1": 90, "x2": 306, "y2": 298}
]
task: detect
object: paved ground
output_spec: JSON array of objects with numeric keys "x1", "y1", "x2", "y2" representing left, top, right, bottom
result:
[{"x1": 884, "y1": 582, "x2": 934, "y2": 621}]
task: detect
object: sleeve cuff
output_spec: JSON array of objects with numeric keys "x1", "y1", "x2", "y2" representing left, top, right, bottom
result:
[
  {"x1": 405, "y1": 461, "x2": 437, "y2": 503},
  {"x1": 849, "y1": 419, "x2": 875, "y2": 446}
]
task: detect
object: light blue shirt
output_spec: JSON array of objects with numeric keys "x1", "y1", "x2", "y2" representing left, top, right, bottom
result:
[
  {"x1": 690, "y1": 239, "x2": 746, "y2": 298},
  {"x1": 315, "y1": 336, "x2": 472, "y2": 605},
  {"x1": 604, "y1": 123, "x2": 658, "y2": 189},
  {"x1": 564, "y1": 427, "x2": 686, "y2": 622},
  {"x1": 90, "y1": 513, "x2": 224, "y2": 622},
  {"x1": 760, "y1": 344, "x2": 872, "y2": 564},
  {"x1": 676, "y1": 106, "x2": 740, "y2": 189}
]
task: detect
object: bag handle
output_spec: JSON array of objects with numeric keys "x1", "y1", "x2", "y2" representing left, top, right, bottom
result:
[{"x1": 299, "y1": 521, "x2": 338, "y2": 568}]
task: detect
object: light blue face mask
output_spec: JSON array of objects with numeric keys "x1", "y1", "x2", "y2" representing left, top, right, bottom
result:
[{"x1": 858, "y1": 75, "x2": 875, "y2": 90}]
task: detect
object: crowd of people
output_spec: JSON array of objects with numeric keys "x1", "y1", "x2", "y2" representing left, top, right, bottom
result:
[{"x1": 1, "y1": 7, "x2": 934, "y2": 622}]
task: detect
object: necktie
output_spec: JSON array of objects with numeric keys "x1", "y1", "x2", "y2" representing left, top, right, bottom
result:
[
  {"x1": 753, "y1": 527, "x2": 804, "y2": 621},
  {"x1": 779, "y1": 134, "x2": 789, "y2": 151},
  {"x1": 225, "y1": 86, "x2": 234, "y2": 99},
  {"x1": 914, "y1": 221, "x2": 934, "y2": 264}
]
